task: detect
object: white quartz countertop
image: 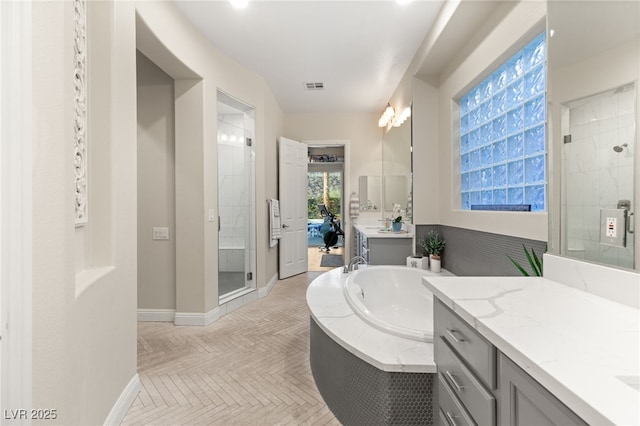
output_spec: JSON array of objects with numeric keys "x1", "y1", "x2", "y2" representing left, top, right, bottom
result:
[
  {"x1": 422, "y1": 276, "x2": 640, "y2": 426},
  {"x1": 353, "y1": 223, "x2": 414, "y2": 238},
  {"x1": 306, "y1": 267, "x2": 435, "y2": 373}
]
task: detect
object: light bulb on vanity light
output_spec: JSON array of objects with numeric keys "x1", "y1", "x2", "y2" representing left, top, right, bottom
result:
[
  {"x1": 393, "y1": 107, "x2": 411, "y2": 127},
  {"x1": 378, "y1": 104, "x2": 395, "y2": 127}
]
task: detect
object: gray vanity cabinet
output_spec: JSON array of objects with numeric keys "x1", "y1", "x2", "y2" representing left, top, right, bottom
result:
[
  {"x1": 499, "y1": 354, "x2": 588, "y2": 426},
  {"x1": 352, "y1": 226, "x2": 412, "y2": 265},
  {"x1": 434, "y1": 299, "x2": 497, "y2": 426},
  {"x1": 434, "y1": 297, "x2": 587, "y2": 426}
]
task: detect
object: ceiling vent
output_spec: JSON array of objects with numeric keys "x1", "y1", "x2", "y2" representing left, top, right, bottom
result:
[{"x1": 304, "y1": 82, "x2": 324, "y2": 91}]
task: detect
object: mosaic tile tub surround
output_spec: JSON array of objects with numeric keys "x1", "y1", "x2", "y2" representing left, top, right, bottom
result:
[
  {"x1": 414, "y1": 225, "x2": 547, "y2": 277},
  {"x1": 310, "y1": 318, "x2": 434, "y2": 426}
]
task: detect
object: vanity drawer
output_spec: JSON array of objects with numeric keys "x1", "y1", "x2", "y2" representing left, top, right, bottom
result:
[
  {"x1": 436, "y1": 336, "x2": 496, "y2": 425},
  {"x1": 437, "y1": 373, "x2": 476, "y2": 426},
  {"x1": 435, "y1": 298, "x2": 496, "y2": 389}
]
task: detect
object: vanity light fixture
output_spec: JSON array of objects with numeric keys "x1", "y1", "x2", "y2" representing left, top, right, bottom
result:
[
  {"x1": 378, "y1": 104, "x2": 395, "y2": 127},
  {"x1": 393, "y1": 107, "x2": 411, "y2": 127},
  {"x1": 230, "y1": 0, "x2": 248, "y2": 9}
]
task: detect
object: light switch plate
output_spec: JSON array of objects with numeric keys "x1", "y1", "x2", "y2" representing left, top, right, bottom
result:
[
  {"x1": 600, "y1": 208, "x2": 626, "y2": 247},
  {"x1": 208, "y1": 209, "x2": 216, "y2": 222},
  {"x1": 152, "y1": 227, "x2": 170, "y2": 240}
]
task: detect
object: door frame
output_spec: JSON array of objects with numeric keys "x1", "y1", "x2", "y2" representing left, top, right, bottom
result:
[
  {"x1": 305, "y1": 140, "x2": 351, "y2": 262},
  {"x1": 1, "y1": 0, "x2": 33, "y2": 416}
]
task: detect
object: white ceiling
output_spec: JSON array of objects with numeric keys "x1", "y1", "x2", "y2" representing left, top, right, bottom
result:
[{"x1": 172, "y1": 0, "x2": 445, "y2": 114}]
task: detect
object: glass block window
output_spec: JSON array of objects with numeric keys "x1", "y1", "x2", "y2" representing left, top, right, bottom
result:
[{"x1": 459, "y1": 33, "x2": 546, "y2": 211}]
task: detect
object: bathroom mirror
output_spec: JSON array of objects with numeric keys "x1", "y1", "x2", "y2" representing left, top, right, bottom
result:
[
  {"x1": 383, "y1": 175, "x2": 412, "y2": 213},
  {"x1": 358, "y1": 175, "x2": 382, "y2": 211},
  {"x1": 547, "y1": 0, "x2": 639, "y2": 269},
  {"x1": 382, "y1": 108, "x2": 412, "y2": 220}
]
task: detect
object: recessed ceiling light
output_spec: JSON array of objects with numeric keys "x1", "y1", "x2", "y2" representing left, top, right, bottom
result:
[{"x1": 230, "y1": 0, "x2": 248, "y2": 9}]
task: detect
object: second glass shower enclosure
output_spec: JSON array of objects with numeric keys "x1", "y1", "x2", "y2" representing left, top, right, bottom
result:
[{"x1": 217, "y1": 90, "x2": 256, "y2": 301}]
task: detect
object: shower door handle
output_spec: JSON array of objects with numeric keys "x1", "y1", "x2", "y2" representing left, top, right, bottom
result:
[{"x1": 628, "y1": 212, "x2": 634, "y2": 234}]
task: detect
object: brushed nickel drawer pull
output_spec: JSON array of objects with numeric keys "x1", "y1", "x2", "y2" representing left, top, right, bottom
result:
[
  {"x1": 446, "y1": 328, "x2": 464, "y2": 343},
  {"x1": 445, "y1": 411, "x2": 458, "y2": 426},
  {"x1": 445, "y1": 370, "x2": 465, "y2": 392}
]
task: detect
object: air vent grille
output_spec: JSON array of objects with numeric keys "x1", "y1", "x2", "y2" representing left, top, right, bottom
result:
[{"x1": 304, "y1": 82, "x2": 324, "y2": 91}]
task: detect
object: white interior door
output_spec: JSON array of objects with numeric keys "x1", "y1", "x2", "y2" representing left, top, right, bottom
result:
[{"x1": 278, "y1": 137, "x2": 308, "y2": 279}]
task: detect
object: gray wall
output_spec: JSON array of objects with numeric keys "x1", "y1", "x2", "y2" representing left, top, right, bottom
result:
[
  {"x1": 136, "y1": 51, "x2": 176, "y2": 310},
  {"x1": 415, "y1": 225, "x2": 547, "y2": 277}
]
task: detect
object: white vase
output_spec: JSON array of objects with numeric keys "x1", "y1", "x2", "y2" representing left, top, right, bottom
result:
[{"x1": 430, "y1": 256, "x2": 441, "y2": 273}]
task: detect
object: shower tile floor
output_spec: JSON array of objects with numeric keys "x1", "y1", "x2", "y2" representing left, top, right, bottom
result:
[
  {"x1": 219, "y1": 272, "x2": 245, "y2": 296},
  {"x1": 123, "y1": 272, "x2": 339, "y2": 426}
]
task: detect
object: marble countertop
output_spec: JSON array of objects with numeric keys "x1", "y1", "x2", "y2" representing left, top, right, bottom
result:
[
  {"x1": 422, "y1": 275, "x2": 640, "y2": 426},
  {"x1": 306, "y1": 267, "x2": 435, "y2": 373},
  {"x1": 353, "y1": 223, "x2": 414, "y2": 238}
]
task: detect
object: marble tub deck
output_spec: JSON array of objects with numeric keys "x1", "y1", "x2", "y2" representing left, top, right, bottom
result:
[{"x1": 306, "y1": 267, "x2": 436, "y2": 373}]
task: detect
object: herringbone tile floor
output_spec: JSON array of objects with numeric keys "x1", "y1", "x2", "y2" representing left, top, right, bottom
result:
[{"x1": 123, "y1": 272, "x2": 341, "y2": 426}]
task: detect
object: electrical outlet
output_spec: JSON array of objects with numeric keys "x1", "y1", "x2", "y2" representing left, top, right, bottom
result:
[
  {"x1": 152, "y1": 227, "x2": 170, "y2": 240},
  {"x1": 600, "y1": 208, "x2": 626, "y2": 247},
  {"x1": 606, "y1": 217, "x2": 617, "y2": 237}
]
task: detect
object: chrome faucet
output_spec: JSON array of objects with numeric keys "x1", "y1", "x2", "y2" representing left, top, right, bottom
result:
[{"x1": 343, "y1": 256, "x2": 368, "y2": 273}]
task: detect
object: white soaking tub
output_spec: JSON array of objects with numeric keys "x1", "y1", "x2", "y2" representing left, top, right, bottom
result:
[{"x1": 344, "y1": 266, "x2": 445, "y2": 342}]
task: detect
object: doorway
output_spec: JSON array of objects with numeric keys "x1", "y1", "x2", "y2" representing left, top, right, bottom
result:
[
  {"x1": 307, "y1": 145, "x2": 345, "y2": 271},
  {"x1": 217, "y1": 91, "x2": 256, "y2": 301}
]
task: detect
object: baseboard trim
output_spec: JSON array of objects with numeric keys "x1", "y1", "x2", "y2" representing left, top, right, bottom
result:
[
  {"x1": 258, "y1": 273, "x2": 278, "y2": 298},
  {"x1": 104, "y1": 373, "x2": 141, "y2": 426},
  {"x1": 137, "y1": 308, "x2": 175, "y2": 322},
  {"x1": 174, "y1": 307, "x2": 223, "y2": 326},
  {"x1": 175, "y1": 283, "x2": 269, "y2": 326}
]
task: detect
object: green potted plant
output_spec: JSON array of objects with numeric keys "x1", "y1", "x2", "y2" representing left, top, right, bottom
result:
[
  {"x1": 392, "y1": 215, "x2": 403, "y2": 232},
  {"x1": 425, "y1": 230, "x2": 446, "y2": 272},
  {"x1": 508, "y1": 244, "x2": 544, "y2": 276}
]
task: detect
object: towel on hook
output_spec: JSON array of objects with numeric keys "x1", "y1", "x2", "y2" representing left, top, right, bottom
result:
[{"x1": 349, "y1": 192, "x2": 360, "y2": 218}]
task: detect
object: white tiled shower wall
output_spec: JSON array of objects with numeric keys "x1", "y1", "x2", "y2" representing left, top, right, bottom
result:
[
  {"x1": 218, "y1": 113, "x2": 255, "y2": 273},
  {"x1": 562, "y1": 84, "x2": 635, "y2": 269}
]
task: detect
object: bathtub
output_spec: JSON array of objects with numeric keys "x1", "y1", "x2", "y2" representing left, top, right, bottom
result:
[
  {"x1": 344, "y1": 266, "x2": 436, "y2": 342},
  {"x1": 307, "y1": 266, "x2": 448, "y2": 425}
]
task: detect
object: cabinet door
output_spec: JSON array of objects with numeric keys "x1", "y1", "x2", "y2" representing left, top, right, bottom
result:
[
  {"x1": 368, "y1": 238, "x2": 412, "y2": 265},
  {"x1": 499, "y1": 354, "x2": 587, "y2": 426}
]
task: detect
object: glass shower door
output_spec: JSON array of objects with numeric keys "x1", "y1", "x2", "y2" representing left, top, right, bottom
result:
[
  {"x1": 562, "y1": 83, "x2": 635, "y2": 269},
  {"x1": 217, "y1": 91, "x2": 256, "y2": 300}
]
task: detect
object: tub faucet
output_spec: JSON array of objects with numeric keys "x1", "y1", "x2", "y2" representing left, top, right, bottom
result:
[{"x1": 344, "y1": 256, "x2": 368, "y2": 273}]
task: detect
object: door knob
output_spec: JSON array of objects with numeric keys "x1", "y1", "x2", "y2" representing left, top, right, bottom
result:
[{"x1": 282, "y1": 224, "x2": 290, "y2": 228}]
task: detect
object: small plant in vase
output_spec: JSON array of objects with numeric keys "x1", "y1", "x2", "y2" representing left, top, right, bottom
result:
[
  {"x1": 425, "y1": 230, "x2": 446, "y2": 272},
  {"x1": 392, "y1": 216, "x2": 403, "y2": 232}
]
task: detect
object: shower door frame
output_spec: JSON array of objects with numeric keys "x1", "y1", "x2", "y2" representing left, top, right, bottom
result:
[
  {"x1": 216, "y1": 90, "x2": 256, "y2": 303},
  {"x1": 560, "y1": 83, "x2": 636, "y2": 269}
]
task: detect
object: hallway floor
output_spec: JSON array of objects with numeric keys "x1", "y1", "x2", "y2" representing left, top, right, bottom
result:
[
  {"x1": 307, "y1": 246, "x2": 345, "y2": 272},
  {"x1": 123, "y1": 272, "x2": 340, "y2": 426}
]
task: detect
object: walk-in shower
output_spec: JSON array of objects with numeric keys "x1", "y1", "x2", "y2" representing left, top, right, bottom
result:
[
  {"x1": 217, "y1": 91, "x2": 256, "y2": 301},
  {"x1": 561, "y1": 83, "x2": 636, "y2": 268}
]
